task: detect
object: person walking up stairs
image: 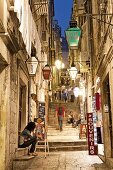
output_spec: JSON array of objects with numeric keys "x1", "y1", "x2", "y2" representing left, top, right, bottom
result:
[{"x1": 56, "y1": 103, "x2": 65, "y2": 131}]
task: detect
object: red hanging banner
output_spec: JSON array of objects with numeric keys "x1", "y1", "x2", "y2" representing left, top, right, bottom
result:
[{"x1": 95, "y1": 93, "x2": 100, "y2": 110}]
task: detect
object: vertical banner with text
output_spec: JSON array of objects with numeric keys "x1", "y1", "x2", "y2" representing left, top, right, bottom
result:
[{"x1": 87, "y1": 113, "x2": 98, "y2": 155}]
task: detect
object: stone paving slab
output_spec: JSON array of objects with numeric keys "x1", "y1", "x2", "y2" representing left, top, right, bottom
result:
[{"x1": 26, "y1": 151, "x2": 113, "y2": 170}]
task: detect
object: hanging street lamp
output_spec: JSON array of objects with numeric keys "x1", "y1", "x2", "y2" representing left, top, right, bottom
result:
[
  {"x1": 69, "y1": 62, "x2": 77, "y2": 80},
  {"x1": 42, "y1": 64, "x2": 51, "y2": 80},
  {"x1": 65, "y1": 27, "x2": 81, "y2": 50},
  {"x1": 26, "y1": 56, "x2": 38, "y2": 76}
]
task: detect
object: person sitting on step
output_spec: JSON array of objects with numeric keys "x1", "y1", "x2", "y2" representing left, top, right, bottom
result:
[{"x1": 19, "y1": 122, "x2": 42, "y2": 156}]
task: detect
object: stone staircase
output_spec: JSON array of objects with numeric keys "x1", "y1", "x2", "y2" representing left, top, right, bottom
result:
[
  {"x1": 48, "y1": 101, "x2": 80, "y2": 127},
  {"x1": 47, "y1": 125, "x2": 88, "y2": 152},
  {"x1": 46, "y1": 101, "x2": 88, "y2": 152}
]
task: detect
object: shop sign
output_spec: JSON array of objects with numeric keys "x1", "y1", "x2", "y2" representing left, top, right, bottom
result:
[{"x1": 87, "y1": 113, "x2": 98, "y2": 155}]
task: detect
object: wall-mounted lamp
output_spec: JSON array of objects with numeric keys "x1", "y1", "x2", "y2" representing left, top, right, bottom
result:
[
  {"x1": 42, "y1": 64, "x2": 51, "y2": 80},
  {"x1": 26, "y1": 48, "x2": 38, "y2": 76},
  {"x1": 26, "y1": 57, "x2": 38, "y2": 75},
  {"x1": 69, "y1": 62, "x2": 77, "y2": 80}
]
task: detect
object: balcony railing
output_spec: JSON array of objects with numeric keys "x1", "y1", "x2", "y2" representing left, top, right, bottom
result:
[{"x1": 32, "y1": 0, "x2": 48, "y2": 15}]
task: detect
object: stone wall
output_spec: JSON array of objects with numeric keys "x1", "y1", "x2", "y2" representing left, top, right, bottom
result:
[{"x1": 0, "y1": 42, "x2": 10, "y2": 169}]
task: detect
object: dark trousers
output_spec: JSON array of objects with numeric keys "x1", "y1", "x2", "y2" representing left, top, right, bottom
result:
[
  {"x1": 19, "y1": 136, "x2": 37, "y2": 153},
  {"x1": 58, "y1": 116, "x2": 63, "y2": 130}
]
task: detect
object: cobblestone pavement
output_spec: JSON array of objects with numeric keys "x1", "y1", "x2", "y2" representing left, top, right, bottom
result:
[{"x1": 26, "y1": 151, "x2": 112, "y2": 170}]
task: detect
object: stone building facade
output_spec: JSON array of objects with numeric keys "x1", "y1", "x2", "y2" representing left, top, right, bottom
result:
[
  {"x1": 72, "y1": 0, "x2": 113, "y2": 167},
  {"x1": 92, "y1": 0, "x2": 113, "y2": 167},
  {"x1": 68, "y1": 0, "x2": 111, "y2": 163}
]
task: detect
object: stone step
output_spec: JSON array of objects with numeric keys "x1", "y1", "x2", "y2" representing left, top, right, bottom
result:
[
  {"x1": 36, "y1": 145, "x2": 88, "y2": 152},
  {"x1": 37, "y1": 141, "x2": 87, "y2": 146},
  {"x1": 15, "y1": 148, "x2": 29, "y2": 158},
  {"x1": 49, "y1": 145, "x2": 88, "y2": 152},
  {"x1": 13, "y1": 155, "x2": 35, "y2": 170},
  {"x1": 48, "y1": 123, "x2": 75, "y2": 127},
  {"x1": 49, "y1": 141, "x2": 87, "y2": 146},
  {"x1": 49, "y1": 103, "x2": 79, "y2": 110},
  {"x1": 36, "y1": 140, "x2": 88, "y2": 152}
]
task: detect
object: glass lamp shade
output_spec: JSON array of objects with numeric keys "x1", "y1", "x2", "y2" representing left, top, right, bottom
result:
[
  {"x1": 65, "y1": 27, "x2": 81, "y2": 49},
  {"x1": 42, "y1": 64, "x2": 51, "y2": 80},
  {"x1": 26, "y1": 57, "x2": 38, "y2": 75},
  {"x1": 69, "y1": 63, "x2": 77, "y2": 80}
]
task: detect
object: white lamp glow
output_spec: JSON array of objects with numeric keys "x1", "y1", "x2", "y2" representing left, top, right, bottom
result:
[
  {"x1": 62, "y1": 63, "x2": 65, "y2": 69},
  {"x1": 73, "y1": 87, "x2": 80, "y2": 97},
  {"x1": 69, "y1": 62, "x2": 77, "y2": 80},
  {"x1": 55, "y1": 60, "x2": 64, "y2": 70},
  {"x1": 55, "y1": 60, "x2": 62, "y2": 69}
]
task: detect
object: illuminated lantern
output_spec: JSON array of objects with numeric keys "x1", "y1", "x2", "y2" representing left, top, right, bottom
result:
[
  {"x1": 42, "y1": 64, "x2": 51, "y2": 80},
  {"x1": 26, "y1": 48, "x2": 38, "y2": 75},
  {"x1": 69, "y1": 62, "x2": 77, "y2": 80},
  {"x1": 65, "y1": 27, "x2": 81, "y2": 49},
  {"x1": 26, "y1": 57, "x2": 38, "y2": 75}
]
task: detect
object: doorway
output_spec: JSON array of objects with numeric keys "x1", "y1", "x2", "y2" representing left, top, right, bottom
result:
[
  {"x1": 103, "y1": 75, "x2": 112, "y2": 152},
  {"x1": 18, "y1": 80, "x2": 27, "y2": 146}
]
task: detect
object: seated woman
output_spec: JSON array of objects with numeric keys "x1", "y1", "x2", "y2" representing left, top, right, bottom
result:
[
  {"x1": 19, "y1": 122, "x2": 41, "y2": 156},
  {"x1": 67, "y1": 111, "x2": 75, "y2": 124}
]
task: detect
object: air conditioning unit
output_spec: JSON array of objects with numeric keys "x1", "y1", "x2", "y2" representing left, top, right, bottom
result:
[{"x1": 42, "y1": 31, "x2": 47, "y2": 41}]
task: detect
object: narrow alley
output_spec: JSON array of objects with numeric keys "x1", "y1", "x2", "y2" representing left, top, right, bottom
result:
[{"x1": 0, "y1": 0, "x2": 113, "y2": 170}]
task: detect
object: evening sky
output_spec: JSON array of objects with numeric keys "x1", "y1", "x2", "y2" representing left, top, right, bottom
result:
[{"x1": 54, "y1": 0, "x2": 73, "y2": 36}]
